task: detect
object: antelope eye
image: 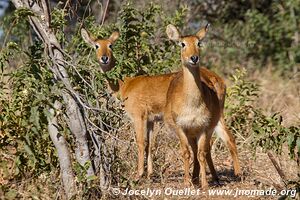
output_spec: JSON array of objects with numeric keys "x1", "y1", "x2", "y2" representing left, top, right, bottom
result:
[
  {"x1": 180, "y1": 42, "x2": 185, "y2": 48},
  {"x1": 95, "y1": 44, "x2": 100, "y2": 49},
  {"x1": 108, "y1": 44, "x2": 112, "y2": 49},
  {"x1": 197, "y1": 41, "x2": 202, "y2": 47}
]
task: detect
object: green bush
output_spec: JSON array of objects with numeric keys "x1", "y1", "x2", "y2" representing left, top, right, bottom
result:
[
  {"x1": 1, "y1": 41, "x2": 59, "y2": 177},
  {"x1": 76, "y1": 2, "x2": 187, "y2": 79},
  {"x1": 226, "y1": 69, "x2": 299, "y2": 160},
  {"x1": 0, "y1": 2, "x2": 188, "y2": 197}
]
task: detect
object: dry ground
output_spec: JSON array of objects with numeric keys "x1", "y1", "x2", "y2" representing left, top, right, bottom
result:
[
  {"x1": 1, "y1": 70, "x2": 299, "y2": 200},
  {"x1": 110, "y1": 127, "x2": 298, "y2": 200},
  {"x1": 107, "y1": 70, "x2": 300, "y2": 200}
]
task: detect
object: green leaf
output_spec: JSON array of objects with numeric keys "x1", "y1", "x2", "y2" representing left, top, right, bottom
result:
[
  {"x1": 86, "y1": 175, "x2": 98, "y2": 181},
  {"x1": 29, "y1": 106, "x2": 40, "y2": 129}
]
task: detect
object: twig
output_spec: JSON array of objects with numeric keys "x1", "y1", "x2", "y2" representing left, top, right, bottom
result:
[
  {"x1": 87, "y1": 117, "x2": 131, "y2": 144},
  {"x1": 101, "y1": 0, "x2": 110, "y2": 26},
  {"x1": 60, "y1": 59, "x2": 94, "y2": 89},
  {"x1": 267, "y1": 151, "x2": 287, "y2": 186},
  {"x1": 1, "y1": 18, "x2": 17, "y2": 49}
]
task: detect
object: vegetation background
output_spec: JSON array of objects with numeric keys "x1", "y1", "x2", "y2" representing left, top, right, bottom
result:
[{"x1": 0, "y1": 0, "x2": 299, "y2": 199}]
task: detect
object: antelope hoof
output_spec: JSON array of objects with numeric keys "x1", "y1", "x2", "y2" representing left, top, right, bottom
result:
[
  {"x1": 135, "y1": 171, "x2": 144, "y2": 181},
  {"x1": 147, "y1": 168, "x2": 153, "y2": 179},
  {"x1": 192, "y1": 176, "x2": 199, "y2": 185},
  {"x1": 184, "y1": 179, "x2": 193, "y2": 187},
  {"x1": 201, "y1": 180, "x2": 209, "y2": 190},
  {"x1": 234, "y1": 169, "x2": 242, "y2": 177},
  {"x1": 212, "y1": 179, "x2": 221, "y2": 187},
  {"x1": 147, "y1": 172, "x2": 153, "y2": 179},
  {"x1": 212, "y1": 175, "x2": 219, "y2": 183}
]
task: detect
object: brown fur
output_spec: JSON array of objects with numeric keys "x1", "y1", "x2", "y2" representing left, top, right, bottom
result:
[
  {"x1": 81, "y1": 28, "x2": 240, "y2": 182},
  {"x1": 164, "y1": 24, "x2": 240, "y2": 188}
]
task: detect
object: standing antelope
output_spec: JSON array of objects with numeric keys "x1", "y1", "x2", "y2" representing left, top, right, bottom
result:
[
  {"x1": 81, "y1": 28, "x2": 240, "y2": 182},
  {"x1": 164, "y1": 24, "x2": 234, "y2": 188}
]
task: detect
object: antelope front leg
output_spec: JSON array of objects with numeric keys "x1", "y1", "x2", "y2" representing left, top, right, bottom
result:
[
  {"x1": 176, "y1": 128, "x2": 192, "y2": 186},
  {"x1": 165, "y1": 113, "x2": 192, "y2": 185},
  {"x1": 197, "y1": 133, "x2": 209, "y2": 189},
  {"x1": 188, "y1": 137, "x2": 200, "y2": 184},
  {"x1": 205, "y1": 130, "x2": 219, "y2": 183}
]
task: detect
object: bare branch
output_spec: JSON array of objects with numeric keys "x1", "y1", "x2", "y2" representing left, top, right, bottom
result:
[{"x1": 62, "y1": 92, "x2": 95, "y2": 177}]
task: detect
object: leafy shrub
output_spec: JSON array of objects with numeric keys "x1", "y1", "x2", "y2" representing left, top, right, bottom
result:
[
  {"x1": 78, "y1": 2, "x2": 187, "y2": 79},
  {"x1": 0, "y1": 41, "x2": 59, "y2": 177},
  {"x1": 0, "y1": 2, "x2": 188, "y2": 197},
  {"x1": 226, "y1": 69, "x2": 299, "y2": 160},
  {"x1": 225, "y1": 69, "x2": 260, "y2": 138}
]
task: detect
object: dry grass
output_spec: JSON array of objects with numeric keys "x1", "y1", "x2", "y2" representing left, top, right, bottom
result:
[
  {"x1": 252, "y1": 70, "x2": 300, "y2": 126},
  {"x1": 109, "y1": 125, "x2": 298, "y2": 200},
  {"x1": 1, "y1": 70, "x2": 299, "y2": 199}
]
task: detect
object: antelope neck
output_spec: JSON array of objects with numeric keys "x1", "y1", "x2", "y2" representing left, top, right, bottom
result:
[
  {"x1": 100, "y1": 61, "x2": 121, "y2": 93},
  {"x1": 182, "y1": 64, "x2": 203, "y2": 103},
  {"x1": 106, "y1": 78, "x2": 120, "y2": 93}
]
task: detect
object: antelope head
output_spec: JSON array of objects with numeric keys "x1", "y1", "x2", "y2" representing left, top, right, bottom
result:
[
  {"x1": 81, "y1": 28, "x2": 120, "y2": 72},
  {"x1": 166, "y1": 24, "x2": 209, "y2": 67}
]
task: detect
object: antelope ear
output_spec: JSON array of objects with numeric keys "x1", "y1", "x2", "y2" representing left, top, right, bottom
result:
[
  {"x1": 196, "y1": 23, "x2": 210, "y2": 40},
  {"x1": 166, "y1": 24, "x2": 181, "y2": 41},
  {"x1": 81, "y1": 28, "x2": 96, "y2": 47},
  {"x1": 109, "y1": 31, "x2": 120, "y2": 43}
]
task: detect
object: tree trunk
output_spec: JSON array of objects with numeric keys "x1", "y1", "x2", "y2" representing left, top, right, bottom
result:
[
  {"x1": 10, "y1": 0, "x2": 101, "y2": 196},
  {"x1": 48, "y1": 101, "x2": 76, "y2": 199},
  {"x1": 63, "y1": 92, "x2": 94, "y2": 177}
]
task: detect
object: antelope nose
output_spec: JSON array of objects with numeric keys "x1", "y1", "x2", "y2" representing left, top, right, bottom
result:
[
  {"x1": 101, "y1": 56, "x2": 109, "y2": 63},
  {"x1": 191, "y1": 56, "x2": 199, "y2": 64}
]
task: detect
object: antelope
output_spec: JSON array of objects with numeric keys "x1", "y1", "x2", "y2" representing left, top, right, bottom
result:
[
  {"x1": 81, "y1": 28, "x2": 241, "y2": 183},
  {"x1": 164, "y1": 24, "x2": 235, "y2": 188}
]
